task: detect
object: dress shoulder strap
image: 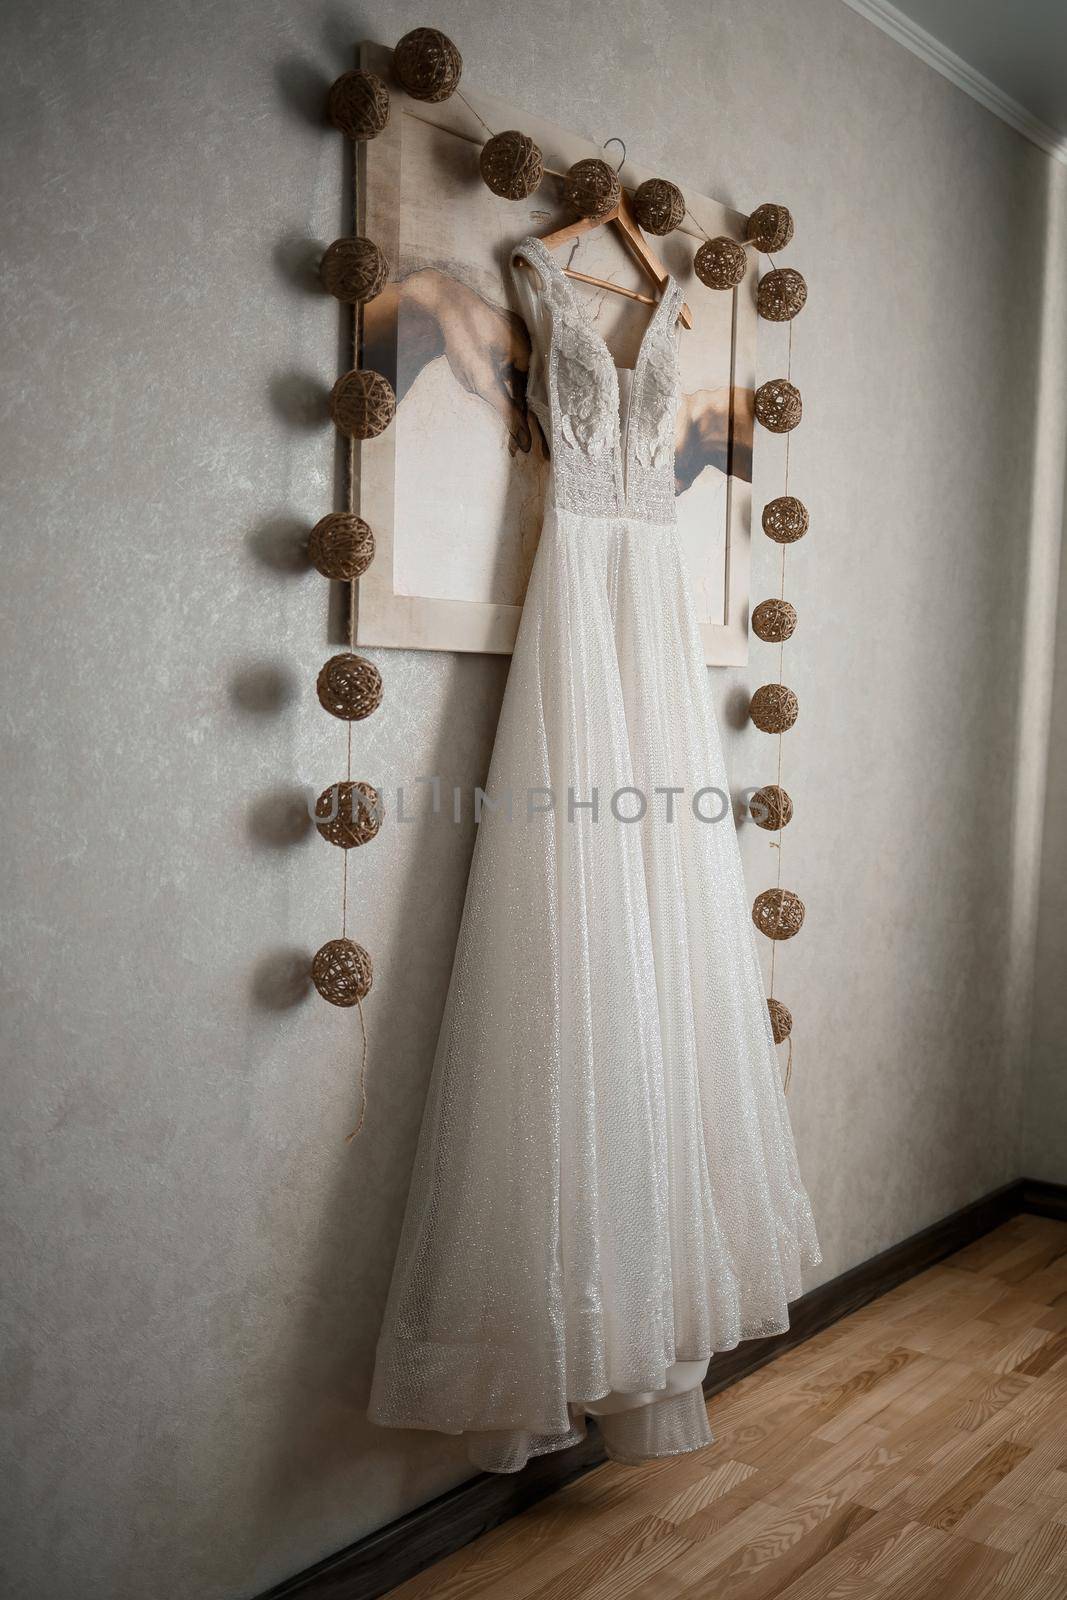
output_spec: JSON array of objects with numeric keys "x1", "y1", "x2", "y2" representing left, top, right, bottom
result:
[
  {"x1": 660, "y1": 274, "x2": 684, "y2": 329},
  {"x1": 509, "y1": 239, "x2": 557, "y2": 433},
  {"x1": 511, "y1": 235, "x2": 563, "y2": 290},
  {"x1": 510, "y1": 237, "x2": 569, "y2": 337}
]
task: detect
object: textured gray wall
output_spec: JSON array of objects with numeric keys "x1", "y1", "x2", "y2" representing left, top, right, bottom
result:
[{"x1": 0, "y1": 2, "x2": 1063, "y2": 1597}]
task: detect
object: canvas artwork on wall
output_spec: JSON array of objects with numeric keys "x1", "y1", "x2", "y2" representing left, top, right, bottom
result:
[{"x1": 356, "y1": 43, "x2": 757, "y2": 665}]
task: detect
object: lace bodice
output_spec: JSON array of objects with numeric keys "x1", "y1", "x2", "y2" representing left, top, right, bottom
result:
[{"x1": 512, "y1": 237, "x2": 682, "y2": 524}]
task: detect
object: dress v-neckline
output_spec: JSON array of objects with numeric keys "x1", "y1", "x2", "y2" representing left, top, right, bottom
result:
[{"x1": 516, "y1": 236, "x2": 678, "y2": 382}]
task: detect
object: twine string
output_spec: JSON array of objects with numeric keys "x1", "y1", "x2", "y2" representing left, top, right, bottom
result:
[
  {"x1": 769, "y1": 312, "x2": 795, "y2": 1083},
  {"x1": 683, "y1": 206, "x2": 713, "y2": 244},
  {"x1": 341, "y1": 721, "x2": 352, "y2": 939},
  {"x1": 341, "y1": 142, "x2": 359, "y2": 951},
  {"x1": 339, "y1": 110, "x2": 368, "y2": 1144},
  {"x1": 455, "y1": 86, "x2": 496, "y2": 140},
  {"x1": 784, "y1": 322, "x2": 793, "y2": 497},
  {"x1": 344, "y1": 996, "x2": 369, "y2": 1142}
]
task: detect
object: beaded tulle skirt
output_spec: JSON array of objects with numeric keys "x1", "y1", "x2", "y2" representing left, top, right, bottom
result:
[{"x1": 368, "y1": 499, "x2": 820, "y2": 1472}]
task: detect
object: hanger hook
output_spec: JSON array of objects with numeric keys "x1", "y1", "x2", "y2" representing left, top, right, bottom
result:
[{"x1": 602, "y1": 136, "x2": 626, "y2": 174}]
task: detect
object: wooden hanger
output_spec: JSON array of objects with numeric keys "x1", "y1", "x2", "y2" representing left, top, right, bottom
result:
[{"x1": 517, "y1": 186, "x2": 693, "y2": 330}]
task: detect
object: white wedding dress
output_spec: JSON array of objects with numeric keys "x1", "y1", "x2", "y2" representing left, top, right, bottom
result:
[{"x1": 369, "y1": 238, "x2": 820, "y2": 1472}]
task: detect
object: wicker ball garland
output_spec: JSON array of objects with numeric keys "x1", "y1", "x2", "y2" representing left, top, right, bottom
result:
[
  {"x1": 308, "y1": 513, "x2": 375, "y2": 583},
  {"x1": 746, "y1": 202, "x2": 794, "y2": 253},
  {"x1": 311, "y1": 938, "x2": 373, "y2": 1007},
  {"x1": 564, "y1": 158, "x2": 621, "y2": 220},
  {"x1": 752, "y1": 597, "x2": 797, "y2": 643},
  {"x1": 730, "y1": 200, "x2": 800, "y2": 1075},
  {"x1": 755, "y1": 379, "x2": 802, "y2": 434},
  {"x1": 632, "y1": 178, "x2": 685, "y2": 236},
  {"x1": 762, "y1": 496, "x2": 809, "y2": 544},
  {"x1": 393, "y1": 27, "x2": 462, "y2": 102},
  {"x1": 753, "y1": 888, "x2": 806, "y2": 941},
  {"x1": 750, "y1": 784, "x2": 794, "y2": 832},
  {"x1": 757, "y1": 267, "x2": 807, "y2": 323},
  {"x1": 316, "y1": 653, "x2": 383, "y2": 721},
  {"x1": 329, "y1": 368, "x2": 396, "y2": 439},
  {"x1": 315, "y1": 780, "x2": 383, "y2": 849},
  {"x1": 328, "y1": 70, "x2": 390, "y2": 140},
  {"x1": 320, "y1": 237, "x2": 388, "y2": 304},
  {"x1": 750, "y1": 682, "x2": 799, "y2": 734},
  {"x1": 768, "y1": 996, "x2": 793, "y2": 1044},
  {"x1": 480, "y1": 130, "x2": 545, "y2": 200},
  {"x1": 694, "y1": 236, "x2": 748, "y2": 291}
]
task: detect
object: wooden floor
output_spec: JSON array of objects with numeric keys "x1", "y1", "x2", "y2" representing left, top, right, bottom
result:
[{"x1": 388, "y1": 1215, "x2": 1067, "y2": 1600}]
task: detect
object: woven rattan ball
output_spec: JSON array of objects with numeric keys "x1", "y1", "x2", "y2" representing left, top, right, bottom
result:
[
  {"x1": 750, "y1": 784, "x2": 794, "y2": 832},
  {"x1": 311, "y1": 938, "x2": 373, "y2": 1007},
  {"x1": 753, "y1": 888, "x2": 806, "y2": 941},
  {"x1": 694, "y1": 237, "x2": 748, "y2": 291},
  {"x1": 329, "y1": 369, "x2": 396, "y2": 439},
  {"x1": 327, "y1": 70, "x2": 390, "y2": 140},
  {"x1": 480, "y1": 130, "x2": 544, "y2": 199},
  {"x1": 632, "y1": 178, "x2": 684, "y2": 236},
  {"x1": 757, "y1": 267, "x2": 807, "y2": 322},
  {"x1": 308, "y1": 513, "x2": 375, "y2": 583},
  {"x1": 314, "y1": 780, "x2": 383, "y2": 849},
  {"x1": 768, "y1": 996, "x2": 793, "y2": 1044},
  {"x1": 752, "y1": 598, "x2": 797, "y2": 643},
  {"x1": 393, "y1": 27, "x2": 462, "y2": 102},
  {"x1": 316, "y1": 653, "x2": 383, "y2": 721},
  {"x1": 320, "y1": 237, "x2": 388, "y2": 303},
  {"x1": 755, "y1": 379, "x2": 802, "y2": 434},
  {"x1": 747, "y1": 202, "x2": 794, "y2": 253},
  {"x1": 750, "y1": 682, "x2": 799, "y2": 734},
  {"x1": 564, "y1": 158, "x2": 621, "y2": 220},
  {"x1": 762, "y1": 496, "x2": 809, "y2": 544}
]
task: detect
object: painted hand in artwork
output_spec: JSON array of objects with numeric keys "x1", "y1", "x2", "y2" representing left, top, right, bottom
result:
[
  {"x1": 363, "y1": 269, "x2": 543, "y2": 458},
  {"x1": 675, "y1": 385, "x2": 754, "y2": 492}
]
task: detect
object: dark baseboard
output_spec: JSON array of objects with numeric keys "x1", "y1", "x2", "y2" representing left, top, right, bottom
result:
[
  {"x1": 1019, "y1": 1178, "x2": 1067, "y2": 1223},
  {"x1": 258, "y1": 1176, "x2": 1065, "y2": 1600}
]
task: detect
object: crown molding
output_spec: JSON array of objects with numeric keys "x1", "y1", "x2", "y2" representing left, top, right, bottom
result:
[{"x1": 841, "y1": 0, "x2": 1067, "y2": 166}]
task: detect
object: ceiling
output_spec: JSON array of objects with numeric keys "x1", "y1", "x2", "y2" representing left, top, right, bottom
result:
[{"x1": 845, "y1": 0, "x2": 1067, "y2": 157}]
